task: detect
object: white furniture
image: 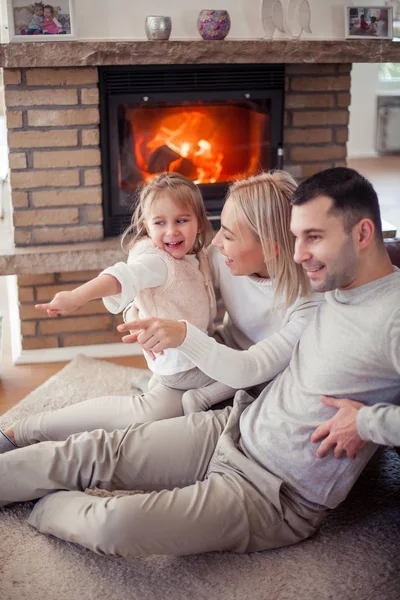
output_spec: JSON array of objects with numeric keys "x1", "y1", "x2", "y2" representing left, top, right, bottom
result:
[{"x1": 376, "y1": 96, "x2": 400, "y2": 153}]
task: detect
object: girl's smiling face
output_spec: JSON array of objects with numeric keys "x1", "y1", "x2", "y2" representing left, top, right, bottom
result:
[{"x1": 144, "y1": 193, "x2": 200, "y2": 259}]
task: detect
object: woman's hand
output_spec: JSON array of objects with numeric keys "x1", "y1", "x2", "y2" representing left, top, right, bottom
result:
[
  {"x1": 35, "y1": 291, "x2": 81, "y2": 317},
  {"x1": 118, "y1": 318, "x2": 187, "y2": 353}
]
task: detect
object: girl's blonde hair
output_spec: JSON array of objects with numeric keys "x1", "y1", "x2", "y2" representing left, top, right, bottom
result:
[
  {"x1": 121, "y1": 172, "x2": 211, "y2": 254},
  {"x1": 227, "y1": 171, "x2": 310, "y2": 308}
]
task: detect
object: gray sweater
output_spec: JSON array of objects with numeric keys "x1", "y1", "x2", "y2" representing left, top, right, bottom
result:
[
  {"x1": 180, "y1": 270, "x2": 400, "y2": 509},
  {"x1": 357, "y1": 403, "x2": 400, "y2": 446},
  {"x1": 240, "y1": 270, "x2": 400, "y2": 508}
]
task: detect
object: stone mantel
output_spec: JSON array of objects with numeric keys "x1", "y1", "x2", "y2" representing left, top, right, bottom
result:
[
  {"x1": 0, "y1": 238, "x2": 125, "y2": 275},
  {"x1": 0, "y1": 39, "x2": 399, "y2": 68}
]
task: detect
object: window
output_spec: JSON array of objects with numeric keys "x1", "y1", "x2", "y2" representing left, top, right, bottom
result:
[
  {"x1": 380, "y1": 63, "x2": 400, "y2": 80},
  {"x1": 378, "y1": 2, "x2": 400, "y2": 82},
  {"x1": 385, "y1": 0, "x2": 400, "y2": 36}
]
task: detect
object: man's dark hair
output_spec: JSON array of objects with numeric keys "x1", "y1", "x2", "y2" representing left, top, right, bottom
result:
[{"x1": 291, "y1": 167, "x2": 382, "y2": 239}]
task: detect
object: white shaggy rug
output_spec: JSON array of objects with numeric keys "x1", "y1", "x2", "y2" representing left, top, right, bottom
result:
[{"x1": 0, "y1": 355, "x2": 399, "y2": 600}]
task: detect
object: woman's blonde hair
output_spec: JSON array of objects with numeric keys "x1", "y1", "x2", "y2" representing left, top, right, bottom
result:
[
  {"x1": 227, "y1": 171, "x2": 310, "y2": 308},
  {"x1": 121, "y1": 172, "x2": 211, "y2": 254}
]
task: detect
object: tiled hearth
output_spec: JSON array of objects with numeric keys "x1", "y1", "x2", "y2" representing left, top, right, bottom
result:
[{"x1": 0, "y1": 39, "x2": 396, "y2": 357}]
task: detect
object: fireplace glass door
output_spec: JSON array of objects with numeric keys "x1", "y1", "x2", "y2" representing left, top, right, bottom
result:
[
  {"x1": 120, "y1": 101, "x2": 269, "y2": 187},
  {"x1": 100, "y1": 65, "x2": 285, "y2": 236}
]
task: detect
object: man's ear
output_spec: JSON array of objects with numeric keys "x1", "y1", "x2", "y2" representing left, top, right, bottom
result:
[{"x1": 356, "y1": 218, "x2": 375, "y2": 249}]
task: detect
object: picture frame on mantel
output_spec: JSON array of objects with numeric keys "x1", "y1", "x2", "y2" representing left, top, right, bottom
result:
[
  {"x1": 6, "y1": 0, "x2": 75, "y2": 41},
  {"x1": 345, "y1": 6, "x2": 393, "y2": 39}
]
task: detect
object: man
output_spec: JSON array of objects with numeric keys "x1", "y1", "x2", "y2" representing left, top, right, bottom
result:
[{"x1": 1, "y1": 167, "x2": 399, "y2": 557}]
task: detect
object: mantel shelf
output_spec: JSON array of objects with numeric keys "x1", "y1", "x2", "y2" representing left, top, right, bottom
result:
[
  {"x1": 0, "y1": 238, "x2": 126, "y2": 276},
  {"x1": 1, "y1": 39, "x2": 400, "y2": 68}
]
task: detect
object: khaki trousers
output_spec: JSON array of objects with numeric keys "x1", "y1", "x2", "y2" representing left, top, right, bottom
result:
[
  {"x1": 13, "y1": 367, "x2": 236, "y2": 447},
  {"x1": 0, "y1": 392, "x2": 327, "y2": 557}
]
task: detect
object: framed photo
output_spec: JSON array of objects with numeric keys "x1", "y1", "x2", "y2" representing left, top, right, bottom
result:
[
  {"x1": 7, "y1": 0, "x2": 74, "y2": 41},
  {"x1": 345, "y1": 6, "x2": 393, "y2": 39}
]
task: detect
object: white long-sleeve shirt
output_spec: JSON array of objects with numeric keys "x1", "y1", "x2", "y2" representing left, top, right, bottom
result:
[
  {"x1": 207, "y1": 245, "x2": 284, "y2": 350},
  {"x1": 357, "y1": 403, "x2": 400, "y2": 446},
  {"x1": 102, "y1": 252, "x2": 169, "y2": 314}
]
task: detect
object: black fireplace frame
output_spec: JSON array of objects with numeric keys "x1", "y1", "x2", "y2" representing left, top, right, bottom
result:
[{"x1": 99, "y1": 64, "x2": 285, "y2": 237}]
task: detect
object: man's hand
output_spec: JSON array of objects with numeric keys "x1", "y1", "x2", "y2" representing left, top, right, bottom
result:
[
  {"x1": 311, "y1": 395, "x2": 366, "y2": 459},
  {"x1": 118, "y1": 318, "x2": 187, "y2": 353}
]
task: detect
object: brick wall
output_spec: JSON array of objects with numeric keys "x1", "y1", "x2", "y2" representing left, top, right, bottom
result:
[
  {"x1": 3, "y1": 63, "x2": 351, "y2": 351},
  {"x1": 4, "y1": 67, "x2": 103, "y2": 246},
  {"x1": 284, "y1": 63, "x2": 350, "y2": 178},
  {"x1": 18, "y1": 271, "x2": 123, "y2": 349}
]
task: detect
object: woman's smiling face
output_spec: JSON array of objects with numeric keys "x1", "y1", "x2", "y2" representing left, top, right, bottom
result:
[{"x1": 212, "y1": 197, "x2": 268, "y2": 278}]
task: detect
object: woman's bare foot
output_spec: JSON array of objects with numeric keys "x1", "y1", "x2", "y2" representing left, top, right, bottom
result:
[
  {"x1": 4, "y1": 428, "x2": 16, "y2": 444},
  {"x1": 0, "y1": 428, "x2": 17, "y2": 453}
]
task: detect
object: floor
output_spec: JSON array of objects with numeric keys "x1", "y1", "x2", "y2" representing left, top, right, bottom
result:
[{"x1": 0, "y1": 275, "x2": 146, "y2": 415}]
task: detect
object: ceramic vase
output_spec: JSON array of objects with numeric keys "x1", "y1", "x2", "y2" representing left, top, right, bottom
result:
[
  {"x1": 145, "y1": 16, "x2": 172, "y2": 40},
  {"x1": 197, "y1": 9, "x2": 231, "y2": 40}
]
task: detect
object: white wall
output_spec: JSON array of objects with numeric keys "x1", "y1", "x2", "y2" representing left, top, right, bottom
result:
[
  {"x1": 348, "y1": 64, "x2": 400, "y2": 159},
  {"x1": 0, "y1": 0, "x2": 8, "y2": 42},
  {"x1": 348, "y1": 63, "x2": 380, "y2": 158},
  {"x1": 3, "y1": 0, "x2": 351, "y2": 41}
]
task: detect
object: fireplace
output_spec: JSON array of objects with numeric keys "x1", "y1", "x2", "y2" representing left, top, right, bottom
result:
[{"x1": 99, "y1": 64, "x2": 285, "y2": 236}]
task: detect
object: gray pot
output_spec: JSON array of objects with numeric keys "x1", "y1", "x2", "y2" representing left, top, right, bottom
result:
[{"x1": 145, "y1": 16, "x2": 172, "y2": 40}]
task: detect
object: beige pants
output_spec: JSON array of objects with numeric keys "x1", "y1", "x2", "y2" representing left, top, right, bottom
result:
[
  {"x1": 0, "y1": 392, "x2": 327, "y2": 557},
  {"x1": 13, "y1": 367, "x2": 236, "y2": 447}
]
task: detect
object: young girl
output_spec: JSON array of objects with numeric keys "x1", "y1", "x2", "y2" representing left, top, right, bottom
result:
[
  {"x1": 0, "y1": 171, "x2": 322, "y2": 452},
  {"x1": 26, "y1": 2, "x2": 44, "y2": 35},
  {"x1": 0, "y1": 172, "x2": 235, "y2": 453},
  {"x1": 42, "y1": 4, "x2": 63, "y2": 34}
]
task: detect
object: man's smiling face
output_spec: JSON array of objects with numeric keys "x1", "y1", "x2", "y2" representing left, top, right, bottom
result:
[{"x1": 291, "y1": 195, "x2": 360, "y2": 292}]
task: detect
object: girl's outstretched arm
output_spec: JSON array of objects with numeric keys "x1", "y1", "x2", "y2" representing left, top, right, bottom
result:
[{"x1": 35, "y1": 274, "x2": 122, "y2": 317}]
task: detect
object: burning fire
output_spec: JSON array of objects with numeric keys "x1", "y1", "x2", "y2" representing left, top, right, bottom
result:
[
  {"x1": 135, "y1": 111, "x2": 224, "y2": 184},
  {"x1": 121, "y1": 103, "x2": 268, "y2": 189}
]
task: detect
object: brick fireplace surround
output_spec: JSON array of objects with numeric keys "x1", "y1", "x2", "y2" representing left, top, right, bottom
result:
[{"x1": 0, "y1": 40, "x2": 399, "y2": 358}]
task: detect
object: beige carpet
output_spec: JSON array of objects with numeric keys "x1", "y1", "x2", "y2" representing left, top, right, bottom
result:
[{"x1": 0, "y1": 355, "x2": 399, "y2": 600}]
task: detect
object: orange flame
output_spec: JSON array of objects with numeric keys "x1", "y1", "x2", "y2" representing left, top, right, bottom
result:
[
  {"x1": 135, "y1": 111, "x2": 223, "y2": 183},
  {"x1": 122, "y1": 104, "x2": 268, "y2": 189}
]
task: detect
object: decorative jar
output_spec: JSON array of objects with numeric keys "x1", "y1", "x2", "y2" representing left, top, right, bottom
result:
[
  {"x1": 197, "y1": 9, "x2": 231, "y2": 40},
  {"x1": 145, "y1": 16, "x2": 172, "y2": 41}
]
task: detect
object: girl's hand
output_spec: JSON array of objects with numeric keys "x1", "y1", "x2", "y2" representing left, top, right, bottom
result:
[
  {"x1": 35, "y1": 291, "x2": 81, "y2": 317},
  {"x1": 118, "y1": 318, "x2": 187, "y2": 353}
]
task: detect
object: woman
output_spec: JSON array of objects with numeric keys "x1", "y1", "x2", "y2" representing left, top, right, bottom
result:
[
  {"x1": 0, "y1": 171, "x2": 321, "y2": 451},
  {"x1": 119, "y1": 171, "x2": 321, "y2": 394}
]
